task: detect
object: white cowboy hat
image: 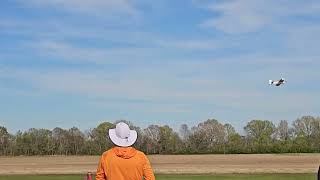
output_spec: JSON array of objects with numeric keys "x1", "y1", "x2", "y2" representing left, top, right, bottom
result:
[{"x1": 109, "y1": 122, "x2": 137, "y2": 147}]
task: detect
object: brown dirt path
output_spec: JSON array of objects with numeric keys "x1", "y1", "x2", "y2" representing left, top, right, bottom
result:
[{"x1": 0, "y1": 154, "x2": 319, "y2": 175}]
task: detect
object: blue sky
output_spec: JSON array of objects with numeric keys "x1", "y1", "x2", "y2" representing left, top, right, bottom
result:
[{"x1": 1, "y1": 0, "x2": 320, "y2": 133}]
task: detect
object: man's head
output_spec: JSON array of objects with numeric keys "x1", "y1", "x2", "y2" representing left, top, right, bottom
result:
[{"x1": 109, "y1": 122, "x2": 137, "y2": 147}]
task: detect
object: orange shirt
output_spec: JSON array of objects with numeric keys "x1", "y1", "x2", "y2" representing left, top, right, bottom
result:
[{"x1": 96, "y1": 147, "x2": 155, "y2": 180}]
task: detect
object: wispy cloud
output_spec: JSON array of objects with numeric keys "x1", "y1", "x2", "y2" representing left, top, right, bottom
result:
[
  {"x1": 200, "y1": 0, "x2": 320, "y2": 34},
  {"x1": 1, "y1": 0, "x2": 320, "y2": 131},
  {"x1": 25, "y1": 40, "x2": 160, "y2": 64},
  {"x1": 20, "y1": 0, "x2": 140, "y2": 17},
  {"x1": 1, "y1": 17, "x2": 223, "y2": 62},
  {"x1": 155, "y1": 39, "x2": 216, "y2": 50},
  {"x1": 2, "y1": 52, "x2": 319, "y2": 112},
  {"x1": 18, "y1": 37, "x2": 222, "y2": 65}
]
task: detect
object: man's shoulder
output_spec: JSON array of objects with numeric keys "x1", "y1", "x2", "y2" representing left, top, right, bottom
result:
[
  {"x1": 135, "y1": 149, "x2": 148, "y2": 158},
  {"x1": 101, "y1": 149, "x2": 113, "y2": 157}
]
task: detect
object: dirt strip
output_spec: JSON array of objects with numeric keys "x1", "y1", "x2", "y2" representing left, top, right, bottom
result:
[{"x1": 0, "y1": 154, "x2": 319, "y2": 175}]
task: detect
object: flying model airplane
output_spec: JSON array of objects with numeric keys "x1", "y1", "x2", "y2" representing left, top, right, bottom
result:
[{"x1": 269, "y1": 78, "x2": 286, "y2": 86}]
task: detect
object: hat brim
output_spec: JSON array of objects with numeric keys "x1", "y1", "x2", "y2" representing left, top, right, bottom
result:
[{"x1": 109, "y1": 129, "x2": 137, "y2": 147}]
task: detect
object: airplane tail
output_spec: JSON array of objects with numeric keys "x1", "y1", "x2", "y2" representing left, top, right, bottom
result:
[{"x1": 268, "y1": 80, "x2": 273, "y2": 85}]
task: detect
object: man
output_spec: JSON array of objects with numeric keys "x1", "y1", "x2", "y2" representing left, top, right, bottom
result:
[{"x1": 96, "y1": 122, "x2": 155, "y2": 180}]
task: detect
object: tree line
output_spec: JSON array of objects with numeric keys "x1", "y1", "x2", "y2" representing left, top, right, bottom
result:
[{"x1": 0, "y1": 116, "x2": 319, "y2": 156}]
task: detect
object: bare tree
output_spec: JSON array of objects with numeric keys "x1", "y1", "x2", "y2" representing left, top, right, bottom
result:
[
  {"x1": 143, "y1": 125, "x2": 161, "y2": 154},
  {"x1": 277, "y1": 120, "x2": 289, "y2": 141},
  {"x1": 189, "y1": 119, "x2": 226, "y2": 153},
  {"x1": 179, "y1": 124, "x2": 190, "y2": 141},
  {"x1": 52, "y1": 127, "x2": 69, "y2": 155},
  {"x1": 68, "y1": 127, "x2": 85, "y2": 155},
  {"x1": 293, "y1": 116, "x2": 316, "y2": 138},
  {"x1": 0, "y1": 126, "x2": 9, "y2": 155}
]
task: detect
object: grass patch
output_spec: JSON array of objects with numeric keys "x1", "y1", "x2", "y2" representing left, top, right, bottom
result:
[
  {"x1": 156, "y1": 174, "x2": 316, "y2": 180},
  {"x1": 0, "y1": 175, "x2": 83, "y2": 180}
]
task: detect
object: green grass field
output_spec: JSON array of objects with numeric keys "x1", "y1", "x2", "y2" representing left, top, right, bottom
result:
[{"x1": 0, "y1": 174, "x2": 316, "y2": 180}]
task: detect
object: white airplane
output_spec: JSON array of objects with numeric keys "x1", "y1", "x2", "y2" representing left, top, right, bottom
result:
[{"x1": 269, "y1": 78, "x2": 286, "y2": 86}]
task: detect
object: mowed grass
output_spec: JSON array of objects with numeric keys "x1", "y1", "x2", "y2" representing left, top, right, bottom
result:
[
  {"x1": 157, "y1": 174, "x2": 316, "y2": 180},
  {"x1": 0, "y1": 174, "x2": 316, "y2": 180}
]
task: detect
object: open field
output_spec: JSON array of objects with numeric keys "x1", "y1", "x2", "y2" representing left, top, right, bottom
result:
[
  {"x1": 0, "y1": 174, "x2": 316, "y2": 180},
  {"x1": 0, "y1": 154, "x2": 319, "y2": 175}
]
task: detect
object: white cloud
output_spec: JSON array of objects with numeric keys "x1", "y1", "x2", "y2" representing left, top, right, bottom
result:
[
  {"x1": 22, "y1": 0, "x2": 139, "y2": 17},
  {"x1": 280, "y1": 25, "x2": 320, "y2": 55},
  {"x1": 202, "y1": 0, "x2": 269, "y2": 33},
  {"x1": 2, "y1": 53, "x2": 319, "y2": 115},
  {"x1": 26, "y1": 41, "x2": 158, "y2": 64},
  {"x1": 155, "y1": 39, "x2": 217, "y2": 50},
  {"x1": 2, "y1": 61, "x2": 319, "y2": 132},
  {"x1": 2, "y1": 0, "x2": 320, "y2": 121},
  {"x1": 21, "y1": 37, "x2": 223, "y2": 65},
  {"x1": 200, "y1": 0, "x2": 320, "y2": 34},
  {"x1": 1, "y1": 18, "x2": 219, "y2": 52}
]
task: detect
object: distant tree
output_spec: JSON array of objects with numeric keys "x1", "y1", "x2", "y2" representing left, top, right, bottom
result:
[
  {"x1": 14, "y1": 128, "x2": 53, "y2": 155},
  {"x1": 226, "y1": 133, "x2": 246, "y2": 153},
  {"x1": 15, "y1": 131, "x2": 27, "y2": 155},
  {"x1": 143, "y1": 125, "x2": 161, "y2": 154},
  {"x1": 158, "y1": 125, "x2": 182, "y2": 154},
  {"x1": 0, "y1": 126, "x2": 10, "y2": 155},
  {"x1": 224, "y1": 123, "x2": 235, "y2": 144},
  {"x1": 178, "y1": 124, "x2": 192, "y2": 153},
  {"x1": 291, "y1": 116, "x2": 320, "y2": 152},
  {"x1": 244, "y1": 120, "x2": 276, "y2": 153},
  {"x1": 293, "y1": 116, "x2": 315, "y2": 138},
  {"x1": 89, "y1": 122, "x2": 114, "y2": 154},
  {"x1": 189, "y1": 119, "x2": 226, "y2": 153},
  {"x1": 2, "y1": 115, "x2": 320, "y2": 156},
  {"x1": 179, "y1": 124, "x2": 190, "y2": 141},
  {"x1": 52, "y1": 127, "x2": 69, "y2": 155},
  {"x1": 68, "y1": 127, "x2": 85, "y2": 155},
  {"x1": 310, "y1": 117, "x2": 320, "y2": 152},
  {"x1": 277, "y1": 120, "x2": 289, "y2": 141},
  {"x1": 223, "y1": 123, "x2": 236, "y2": 153}
]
